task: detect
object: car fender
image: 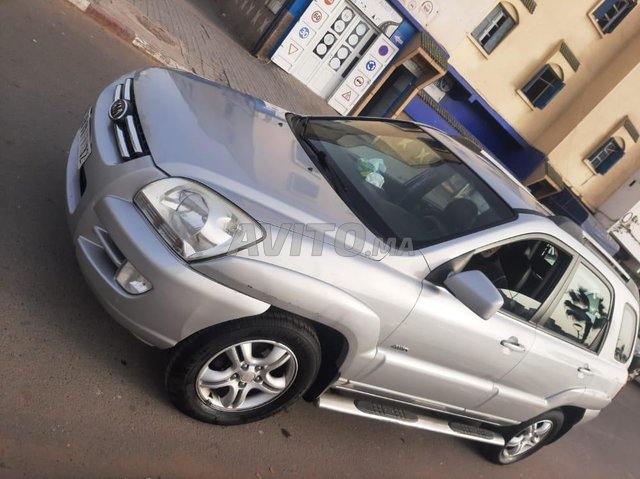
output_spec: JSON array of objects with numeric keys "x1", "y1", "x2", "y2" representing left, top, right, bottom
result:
[
  {"x1": 194, "y1": 256, "x2": 381, "y2": 377},
  {"x1": 545, "y1": 387, "x2": 609, "y2": 411}
]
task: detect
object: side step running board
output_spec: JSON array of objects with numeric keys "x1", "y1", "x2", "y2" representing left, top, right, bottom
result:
[{"x1": 317, "y1": 391, "x2": 504, "y2": 446}]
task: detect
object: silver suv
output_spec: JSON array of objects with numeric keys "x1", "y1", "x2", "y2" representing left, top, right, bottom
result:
[{"x1": 66, "y1": 68, "x2": 639, "y2": 464}]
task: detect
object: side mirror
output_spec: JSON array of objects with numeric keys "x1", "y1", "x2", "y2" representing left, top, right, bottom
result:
[{"x1": 444, "y1": 270, "x2": 503, "y2": 320}]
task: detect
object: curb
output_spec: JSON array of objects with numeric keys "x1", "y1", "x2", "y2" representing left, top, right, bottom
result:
[
  {"x1": 85, "y1": 3, "x2": 135, "y2": 43},
  {"x1": 65, "y1": 0, "x2": 90, "y2": 11},
  {"x1": 64, "y1": 0, "x2": 188, "y2": 71},
  {"x1": 132, "y1": 36, "x2": 187, "y2": 71}
]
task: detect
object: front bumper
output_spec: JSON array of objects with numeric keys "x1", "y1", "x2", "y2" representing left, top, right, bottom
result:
[{"x1": 65, "y1": 76, "x2": 269, "y2": 348}]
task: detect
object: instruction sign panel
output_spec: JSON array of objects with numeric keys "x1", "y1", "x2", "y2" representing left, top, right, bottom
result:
[
  {"x1": 273, "y1": 0, "x2": 402, "y2": 115},
  {"x1": 271, "y1": 0, "x2": 332, "y2": 72},
  {"x1": 397, "y1": 0, "x2": 439, "y2": 27},
  {"x1": 351, "y1": 0, "x2": 402, "y2": 35},
  {"x1": 328, "y1": 35, "x2": 397, "y2": 115}
]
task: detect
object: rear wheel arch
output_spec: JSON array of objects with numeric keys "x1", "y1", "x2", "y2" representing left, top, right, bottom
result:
[
  {"x1": 513, "y1": 406, "x2": 584, "y2": 445},
  {"x1": 486, "y1": 408, "x2": 565, "y2": 464},
  {"x1": 547, "y1": 406, "x2": 585, "y2": 444}
]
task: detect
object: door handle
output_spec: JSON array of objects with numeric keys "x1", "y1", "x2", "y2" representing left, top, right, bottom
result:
[
  {"x1": 577, "y1": 366, "x2": 594, "y2": 376},
  {"x1": 500, "y1": 337, "x2": 526, "y2": 353}
]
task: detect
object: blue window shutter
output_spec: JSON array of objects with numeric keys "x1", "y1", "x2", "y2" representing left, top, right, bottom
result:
[
  {"x1": 594, "y1": 0, "x2": 618, "y2": 18},
  {"x1": 471, "y1": 14, "x2": 494, "y2": 40},
  {"x1": 522, "y1": 65, "x2": 548, "y2": 95},
  {"x1": 472, "y1": 5, "x2": 517, "y2": 53},
  {"x1": 483, "y1": 16, "x2": 516, "y2": 53},
  {"x1": 602, "y1": 2, "x2": 637, "y2": 32},
  {"x1": 522, "y1": 65, "x2": 564, "y2": 108},
  {"x1": 595, "y1": 149, "x2": 624, "y2": 174},
  {"x1": 535, "y1": 81, "x2": 565, "y2": 108}
]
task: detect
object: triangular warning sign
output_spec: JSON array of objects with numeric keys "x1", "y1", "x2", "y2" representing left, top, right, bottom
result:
[
  {"x1": 341, "y1": 90, "x2": 352, "y2": 101},
  {"x1": 288, "y1": 43, "x2": 299, "y2": 55}
]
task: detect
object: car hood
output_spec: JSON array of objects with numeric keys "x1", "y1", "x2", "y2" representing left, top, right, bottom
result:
[{"x1": 133, "y1": 68, "x2": 386, "y2": 258}]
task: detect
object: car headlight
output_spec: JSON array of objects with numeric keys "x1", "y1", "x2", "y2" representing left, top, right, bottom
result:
[{"x1": 134, "y1": 178, "x2": 265, "y2": 261}]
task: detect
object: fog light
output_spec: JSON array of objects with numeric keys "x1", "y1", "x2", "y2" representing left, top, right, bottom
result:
[{"x1": 115, "y1": 261, "x2": 152, "y2": 295}]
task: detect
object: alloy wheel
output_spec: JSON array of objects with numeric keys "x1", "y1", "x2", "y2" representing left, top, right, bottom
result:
[
  {"x1": 501, "y1": 420, "x2": 554, "y2": 459},
  {"x1": 196, "y1": 340, "x2": 298, "y2": 411}
]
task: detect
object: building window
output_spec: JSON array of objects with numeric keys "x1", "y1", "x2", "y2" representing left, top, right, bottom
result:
[
  {"x1": 587, "y1": 137, "x2": 625, "y2": 174},
  {"x1": 592, "y1": 0, "x2": 638, "y2": 34},
  {"x1": 521, "y1": 64, "x2": 564, "y2": 108},
  {"x1": 471, "y1": 4, "x2": 516, "y2": 54}
]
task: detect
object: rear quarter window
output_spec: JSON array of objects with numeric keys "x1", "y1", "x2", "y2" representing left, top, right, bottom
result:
[{"x1": 615, "y1": 304, "x2": 638, "y2": 363}]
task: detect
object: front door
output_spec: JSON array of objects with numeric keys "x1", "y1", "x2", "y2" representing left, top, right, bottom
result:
[
  {"x1": 355, "y1": 236, "x2": 575, "y2": 418},
  {"x1": 356, "y1": 283, "x2": 537, "y2": 411}
]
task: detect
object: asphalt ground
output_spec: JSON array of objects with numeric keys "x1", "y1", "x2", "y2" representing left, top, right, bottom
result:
[{"x1": 0, "y1": 1, "x2": 639, "y2": 477}]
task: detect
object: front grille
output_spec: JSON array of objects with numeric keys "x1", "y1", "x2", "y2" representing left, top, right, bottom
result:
[{"x1": 111, "y1": 78, "x2": 149, "y2": 160}]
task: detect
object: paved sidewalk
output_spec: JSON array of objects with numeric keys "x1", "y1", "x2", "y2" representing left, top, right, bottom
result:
[{"x1": 66, "y1": 0, "x2": 335, "y2": 115}]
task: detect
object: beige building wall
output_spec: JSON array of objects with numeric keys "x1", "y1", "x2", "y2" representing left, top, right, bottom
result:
[
  {"x1": 446, "y1": 1, "x2": 640, "y2": 143},
  {"x1": 422, "y1": 1, "x2": 640, "y2": 212},
  {"x1": 547, "y1": 63, "x2": 640, "y2": 210},
  {"x1": 399, "y1": 0, "x2": 496, "y2": 51}
]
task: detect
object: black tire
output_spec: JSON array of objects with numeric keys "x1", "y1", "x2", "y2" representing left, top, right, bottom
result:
[
  {"x1": 485, "y1": 409, "x2": 564, "y2": 465},
  {"x1": 165, "y1": 310, "x2": 321, "y2": 425}
]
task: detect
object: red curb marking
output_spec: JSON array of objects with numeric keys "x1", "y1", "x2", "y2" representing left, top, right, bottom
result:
[{"x1": 85, "y1": 4, "x2": 135, "y2": 43}]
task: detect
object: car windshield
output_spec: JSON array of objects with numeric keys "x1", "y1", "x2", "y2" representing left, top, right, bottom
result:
[{"x1": 294, "y1": 117, "x2": 515, "y2": 250}]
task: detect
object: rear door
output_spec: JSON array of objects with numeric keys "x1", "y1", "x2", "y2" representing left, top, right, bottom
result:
[{"x1": 478, "y1": 260, "x2": 619, "y2": 421}]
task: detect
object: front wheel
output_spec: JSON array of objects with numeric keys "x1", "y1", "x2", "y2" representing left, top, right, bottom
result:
[
  {"x1": 165, "y1": 311, "x2": 321, "y2": 425},
  {"x1": 486, "y1": 410, "x2": 564, "y2": 465}
]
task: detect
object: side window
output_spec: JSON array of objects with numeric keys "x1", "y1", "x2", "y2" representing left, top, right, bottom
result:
[
  {"x1": 463, "y1": 239, "x2": 572, "y2": 321},
  {"x1": 541, "y1": 263, "x2": 613, "y2": 350},
  {"x1": 615, "y1": 305, "x2": 638, "y2": 363}
]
